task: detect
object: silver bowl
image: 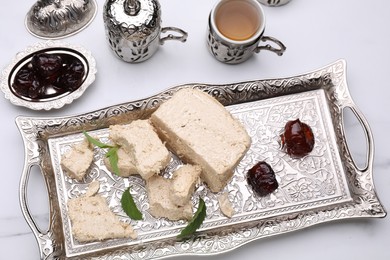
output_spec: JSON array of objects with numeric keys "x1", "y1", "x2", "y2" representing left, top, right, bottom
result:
[
  {"x1": 0, "y1": 41, "x2": 97, "y2": 110},
  {"x1": 25, "y1": 0, "x2": 98, "y2": 39}
]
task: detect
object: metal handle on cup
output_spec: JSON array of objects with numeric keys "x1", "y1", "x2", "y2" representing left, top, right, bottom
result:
[
  {"x1": 255, "y1": 36, "x2": 286, "y2": 56},
  {"x1": 160, "y1": 27, "x2": 188, "y2": 45}
]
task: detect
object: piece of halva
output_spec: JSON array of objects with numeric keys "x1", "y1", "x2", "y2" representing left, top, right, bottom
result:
[
  {"x1": 109, "y1": 120, "x2": 171, "y2": 180},
  {"x1": 170, "y1": 164, "x2": 201, "y2": 206},
  {"x1": 68, "y1": 183, "x2": 137, "y2": 242},
  {"x1": 218, "y1": 192, "x2": 235, "y2": 218},
  {"x1": 61, "y1": 139, "x2": 94, "y2": 181},
  {"x1": 103, "y1": 146, "x2": 138, "y2": 177},
  {"x1": 150, "y1": 88, "x2": 251, "y2": 192},
  {"x1": 146, "y1": 175, "x2": 193, "y2": 221}
]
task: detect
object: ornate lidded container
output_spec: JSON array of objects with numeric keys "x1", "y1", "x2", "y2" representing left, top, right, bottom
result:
[
  {"x1": 103, "y1": 0, "x2": 187, "y2": 63},
  {"x1": 25, "y1": 0, "x2": 98, "y2": 39}
]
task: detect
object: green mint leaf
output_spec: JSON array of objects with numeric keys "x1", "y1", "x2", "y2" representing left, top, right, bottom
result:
[
  {"x1": 83, "y1": 131, "x2": 121, "y2": 176},
  {"x1": 83, "y1": 131, "x2": 115, "y2": 149},
  {"x1": 106, "y1": 147, "x2": 120, "y2": 176},
  {"x1": 177, "y1": 197, "x2": 206, "y2": 239},
  {"x1": 121, "y1": 187, "x2": 143, "y2": 220}
]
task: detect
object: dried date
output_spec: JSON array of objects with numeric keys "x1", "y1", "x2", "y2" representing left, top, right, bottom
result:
[
  {"x1": 55, "y1": 59, "x2": 85, "y2": 90},
  {"x1": 280, "y1": 119, "x2": 315, "y2": 158},
  {"x1": 12, "y1": 67, "x2": 37, "y2": 97},
  {"x1": 247, "y1": 161, "x2": 278, "y2": 197},
  {"x1": 31, "y1": 53, "x2": 63, "y2": 79}
]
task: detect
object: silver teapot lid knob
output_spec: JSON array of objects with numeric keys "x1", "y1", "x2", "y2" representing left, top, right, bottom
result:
[{"x1": 124, "y1": 0, "x2": 141, "y2": 16}]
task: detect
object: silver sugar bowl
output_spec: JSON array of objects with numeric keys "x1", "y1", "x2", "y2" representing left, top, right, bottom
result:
[{"x1": 103, "y1": 0, "x2": 188, "y2": 63}]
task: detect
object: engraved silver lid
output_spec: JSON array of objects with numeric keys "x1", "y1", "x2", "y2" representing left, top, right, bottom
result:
[
  {"x1": 257, "y1": 0, "x2": 292, "y2": 6},
  {"x1": 103, "y1": 0, "x2": 161, "y2": 42},
  {"x1": 25, "y1": 0, "x2": 98, "y2": 39}
]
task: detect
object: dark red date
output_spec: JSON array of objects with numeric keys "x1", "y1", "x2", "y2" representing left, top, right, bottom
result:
[
  {"x1": 55, "y1": 59, "x2": 85, "y2": 91},
  {"x1": 247, "y1": 161, "x2": 279, "y2": 197},
  {"x1": 31, "y1": 53, "x2": 63, "y2": 79},
  {"x1": 12, "y1": 67, "x2": 38, "y2": 96},
  {"x1": 280, "y1": 119, "x2": 315, "y2": 158}
]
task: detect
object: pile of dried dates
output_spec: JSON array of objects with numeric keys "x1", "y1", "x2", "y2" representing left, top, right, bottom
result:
[{"x1": 11, "y1": 52, "x2": 85, "y2": 100}]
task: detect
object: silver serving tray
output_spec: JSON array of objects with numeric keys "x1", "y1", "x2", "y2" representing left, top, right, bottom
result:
[{"x1": 17, "y1": 60, "x2": 386, "y2": 259}]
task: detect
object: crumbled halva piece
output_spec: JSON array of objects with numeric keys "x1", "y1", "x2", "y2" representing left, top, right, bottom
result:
[
  {"x1": 109, "y1": 120, "x2": 171, "y2": 180},
  {"x1": 150, "y1": 88, "x2": 251, "y2": 192},
  {"x1": 68, "y1": 182, "x2": 137, "y2": 243},
  {"x1": 147, "y1": 175, "x2": 193, "y2": 221},
  {"x1": 61, "y1": 139, "x2": 94, "y2": 181},
  {"x1": 170, "y1": 164, "x2": 201, "y2": 206},
  {"x1": 85, "y1": 180, "x2": 100, "y2": 197},
  {"x1": 103, "y1": 145, "x2": 138, "y2": 177},
  {"x1": 218, "y1": 192, "x2": 235, "y2": 218}
]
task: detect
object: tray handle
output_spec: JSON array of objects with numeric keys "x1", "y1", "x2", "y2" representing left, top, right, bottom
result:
[
  {"x1": 19, "y1": 161, "x2": 55, "y2": 260},
  {"x1": 342, "y1": 104, "x2": 374, "y2": 175}
]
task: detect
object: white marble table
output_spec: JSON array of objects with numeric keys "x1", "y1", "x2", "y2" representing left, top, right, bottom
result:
[{"x1": 1, "y1": 0, "x2": 389, "y2": 259}]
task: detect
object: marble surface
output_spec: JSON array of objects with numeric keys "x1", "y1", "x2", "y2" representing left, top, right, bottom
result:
[{"x1": 0, "y1": 0, "x2": 389, "y2": 259}]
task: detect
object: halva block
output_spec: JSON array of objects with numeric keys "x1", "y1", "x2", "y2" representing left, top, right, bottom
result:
[{"x1": 150, "y1": 88, "x2": 251, "y2": 192}]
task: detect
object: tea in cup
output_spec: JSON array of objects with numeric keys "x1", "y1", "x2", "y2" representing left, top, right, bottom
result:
[{"x1": 207, "y1": 0, "x2": 286, "y2": 64}]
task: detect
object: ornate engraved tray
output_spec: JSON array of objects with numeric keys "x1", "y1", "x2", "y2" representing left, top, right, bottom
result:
[{"x1": 17, "y1": 60, "x2": 386, "y2": 259}]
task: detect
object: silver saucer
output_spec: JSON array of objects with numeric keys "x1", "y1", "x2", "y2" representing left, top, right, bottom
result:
[{"x1": 25, "y1": 0, "x2": 98, "y2": 39}]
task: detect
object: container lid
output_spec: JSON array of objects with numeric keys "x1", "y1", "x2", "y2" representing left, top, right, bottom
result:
[
  {"x1": 25, "y1": 0, "x2": 98, "y2": 39},
  {"x1": 104, "y1": 0, "x2": 161, "y2": 40}
]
